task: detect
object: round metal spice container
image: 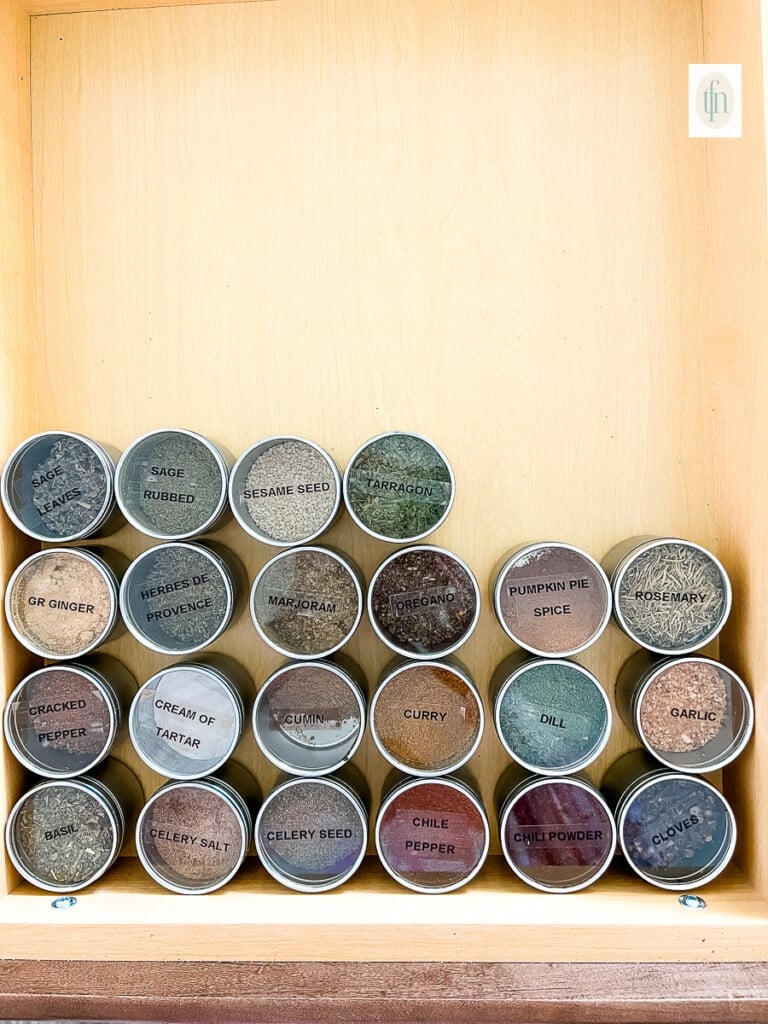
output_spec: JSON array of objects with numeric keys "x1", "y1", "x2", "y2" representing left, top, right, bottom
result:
[
  {"x1": 253, "y1": 658, "x2": 366, "y2": 776},
  {"x1": 602, "y1": 749, "x2": 737, "y2": 890},
  {"x1": 343, "y1": 431, "x2": 455, "y2": 542},
  {"x1": 4, "y1": 657, "x2": 135, "y2": 778},
  {"x1": 604, "y1": 536, "x2": 732, "y2": 655},
  {"x1": 230, "y1": 436, "x2": 341, "y2": 546},
  {"x1": 250, "y1": 546, "x2": 363, "y2": 659},
  {"x1": 120, "y1": 541, "x2": 243, "y2": 655},
  {"x1": 5, "y1": 759, "x2": 142, "y2": 893},
  {"x1": 1, "y1": 431, "x2": 118, "y2": 542},
  {"x1": 492, "y1": 654, "x2": 611, "y2": 775},
  {"x1": 493, "y1": 542, "x2": 611, "y2": 657},
  {"x1": 368, "y1": 545, "x2": 480, "y2": 659},
  {"x1": 5, "y1": 547, "x2": 122, "y2": 660},
  {"x1": 616, "y1": 652, "x2": 754, "y2": 773},
  {"x1": 497, "y1": 767, "x2": 616, "y2": 892},
  {"x1": 254, "y1": 770, "x2": 368, "y2": 892},
  {"x1": 370, "y1": 659, "x2": 484, "y2": 776},
  {"x1": 115, "y1": 428, "x2": 230, "y2": 540},
  {"x1": 375, "y1": 773, "x2": 489, "y2": 893},
  {"x1": 136, "y1": 764, "x2": 258, "y2": 894},
  {"x1": 129, "y1": 659, "x2": 248, "y2": 779}
]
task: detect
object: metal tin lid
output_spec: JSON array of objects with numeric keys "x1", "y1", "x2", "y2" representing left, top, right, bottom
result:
[
  {"x1": 136, "y1": 777, "x2": 251, "y2": 894},
  {"x1": 370, "y1": 660, "x2": 484, "y2": 776},
  {"x1": 253, "y1": 661, "x2": 365, "y2": 776},
  {"x1": 5, "y1": 548, "x2": 120, "y2": 660},
  {"x1": 230, "y1": 436, "x2": 341, "y2": 546},
  {"x1": 5, "y1": 776, "x2": 124, "y2": 892},
  {"x1": 1, "y1": 431, "x2": 116, "y2": 542},
  {"x1": 367, "y1": 545, "x2": 480, "y2": 659},
  {"x1": 375, "y1": 775, "x2": 489, "y2": 893},
  {"x1": 120, "y1": 542, "x2": 236, "y2": 655},
  {"x1": 250, "y1": 546, "x2": 363, "y2": 659},
  {"x1": 129, "y1": 662, "x2": 244, "y2": 779},
  {"x1": 4, "y1": 664, "x2": 120, "y2": 778},
  {"x1": 633, "y1": 656, "x2": 754, "y2": 773},
  {"x1": 499, "y1": 775, "x2": 616, "y2": 892},
  {"x1": 610, "y1": 538, "x2": 732, "y2": 655},
  {"x1": 115, "y1": 429, "x2": 229, "y2": 540},
  {"x1": 343, "y1": 431, "x2": 455, "y2": 543},
  {"x1": 494, "y1": 658, "x2": 612, "y2": 775},
  {"x1": 493, "y1": 542, "x2": 611, "y2": 657},
  {"x1": 255, "y1": 775, "x2": 368, "y2": 892}
]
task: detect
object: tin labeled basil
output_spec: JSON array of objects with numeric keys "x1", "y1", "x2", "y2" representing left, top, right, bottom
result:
[
  {"x1": 368, "y1": 545, "x2": 480, "y2": 659},
  {"x1": 497, "y1": 766, "x2": 616, "y2": 892},
  {"x1": 115, "y1": 428, "x2": 230, "y2": 540},
  {"x1": 252, "y1": 658, "x2": 366, "y2": 776},
  {"x1": 604, "y1": 536, "x2": 732, "y2": 654},
  {"x1": 250, "y1": 546, "x2": 363, "y2": 659},
  {"x1": 4, "y1": 657, "x2": 134, "y2": 778},
  {"x1": 602, "y1": 749, "x2": 737, "y2": 890},
  {"x1": 1, "y1": 431, "x2": 119, "y2": 542},
  {"x1": 230, "y1": 436, "x2": 341, "y2": 546},
  {"x1": 343, "y1": 432, "x2": 454, "y2": 542},
  {"x1": 492, "y1": 654, "x2": 611, "y2": 775},
  {"x1": 616, "y1": 652, "x2": 753, "y2": 773}
]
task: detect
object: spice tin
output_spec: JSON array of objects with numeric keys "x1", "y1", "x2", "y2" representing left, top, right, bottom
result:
[
  {"x1": 5, "y1": 547, "x2": 123, "y2": 660},
  {"x1": 603, "y1": 536, "x2": 732, "y2": 655},
  {"x1": 136, "y1": 763, "x2": 258, "y2": 894},
  {"x1": 254, "y1": 767, "x2": 369, "y2": 892},
  {"x1": 129, "y1": 657, "x2": 249, "y2": 779},
  {"x1": 252, "y1": 657, "x2": 366, "y2": 776},
  {"x1": 375, "y1": 771, "x2": 489, "y2": 893},
  {"x1": 616, "y1": 652, "x2": 754, "y2": 773},
  {"x1": 496, "y1": 765, "x2": 616, "y2": 892},
  {"x1": 492, "y1": 542, "x2": 611, "y2": 657},
  {"x1": 5, "y1": 759, "x2": 142, "y2": 893},
  {"x1": 370, "y1": 658, "x2": 484, "y2": 777},
  {"x1": 1, "y1": 431, "x2": 120, "y2": 542},
  {"x1": 115, "y1": 428, "x2": 231, "y2": 540},
  {"x1": 250, "y1": 546, "x2": 363, "y2": 659},
  {"x1": 601, "y1": 749, "x2": 737, "y2": 890},
  {"x1": 230, "y1": 435, "x2": 341, "y2": 546},
  {"x1": 492, "y1": 653, "x2": 612, "y2": 775},
  {"x1": 4, "y1": 656, "x2": 135, "y2": 778},
  {"x1": 343, "y1": 431, "x2": 455, "y2": 543},
  {"x1": 367, "y1": 545, "x2": 480, "y2": 659},
  {"x1": 120, "y1": 541, "x2": 244, "y2": 655}
]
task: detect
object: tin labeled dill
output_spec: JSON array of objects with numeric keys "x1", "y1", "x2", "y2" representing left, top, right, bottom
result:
[{"x1": 343, "y1": 432, "x2": 454, "y2": 542}]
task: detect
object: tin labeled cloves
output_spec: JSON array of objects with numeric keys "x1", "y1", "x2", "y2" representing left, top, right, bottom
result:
[
  {"x1": 375, "y1": 771, "x2": 489, "y2": 893},
  {"x1": 1, "y1": 431, "x2": 120, "y2": 542},
  {"x1": 492, "y1": 653, "x2": 611, "y2": 775},
  {"x1": 136, "y1": 763, "x2": 258, "y2": 894},
  {"x1": 254, "y1": 768, "x2": 368, "y2": 892},
  {"x1": 604, "y1": 536, "x2": 732, "y2": 655},
  {"x1": 230, "y1": 436, "x2": 341, "y2": 546},
  {"x1": 252, "y1": 657, "x2": 366, "y2": 776},
  {"x1": 5, "y1": 759, "x2": 142, "y2": 892},
  {"x1": 115, "y1": 428, "x2": 231, "y2": 540},
  {"x1": 616, "y1": 652, "x2": 754, "y2": 773},
  {"x1": 496, "y1": 765, "x2": 616, "y2": 892},
  {"x1": 4, "y1": 657, "x2": 135, "y2": 778},
  {"x1": 601, "y1": 749, "x2": 737, "y2": 890}
]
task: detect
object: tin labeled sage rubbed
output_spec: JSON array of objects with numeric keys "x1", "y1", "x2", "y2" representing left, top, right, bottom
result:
[
  {"x1": 343, "y1": 432, "x2": 454, "y2": 542},
  {"x1": 1, "y1": 431, "x2": 118, "y2": 542},
  {"x1": 605, "y1": 536, "x2": 732, "y2": 654},
  {"x1": 115, "y1": 429, "x2": 230, "y2": 540}
]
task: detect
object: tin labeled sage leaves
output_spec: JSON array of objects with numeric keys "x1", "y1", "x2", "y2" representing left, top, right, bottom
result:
[{"x1": 343, "y1": 432, "x2": 454, "y2": 542}]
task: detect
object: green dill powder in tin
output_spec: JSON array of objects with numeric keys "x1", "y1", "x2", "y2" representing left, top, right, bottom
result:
[{"x1": 344, "y1": 433, "x2": 453, "y2": 541}]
